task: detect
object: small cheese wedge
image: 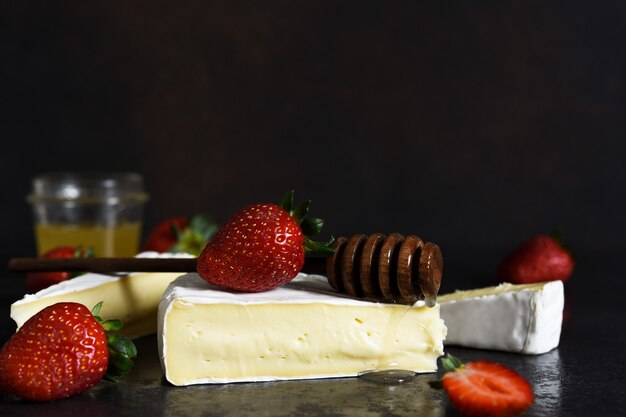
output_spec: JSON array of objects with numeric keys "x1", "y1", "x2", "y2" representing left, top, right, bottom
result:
[
  {"x1": 10, "y1": 252, "x2": 190, "y2": 339},
  {"x1": 439, "y1": 280, "x2": 564, "y2": 354},
  {"x1": 158, "y1": 273, "x2": 447, "y2": 385}
]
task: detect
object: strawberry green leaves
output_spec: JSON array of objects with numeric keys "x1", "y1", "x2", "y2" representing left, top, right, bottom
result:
[
  {"x1": 143, "y1": 214, "x2": 218, "y2": 256},
  {"x1": 440, "y1": 353, "x2": 465, "y2": 372},
  {"x1": 91, "y1": 302, "x2": 137, "y2": 382},
  {"x1": 279, "y1": 190, "x2": 335, "y2": 256},
  {"x1": 105, "y1": 334, "x2": 138, "y2": 381},
  {"x1": 169, "y1": 214, "x2": 218, "y2": 256}
]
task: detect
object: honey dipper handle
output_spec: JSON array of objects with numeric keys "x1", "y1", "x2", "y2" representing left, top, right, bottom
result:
[
  {"x1": 8, "y1": 257, "x2": 199, "y2": 273},
  {"x1": 8, "y1": 256, "x2": 329, "y2": 275}
]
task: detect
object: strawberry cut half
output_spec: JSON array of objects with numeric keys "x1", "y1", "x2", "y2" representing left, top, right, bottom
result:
[{"x1": 437, "y1": 354, "x2": 534, "y2": 417}]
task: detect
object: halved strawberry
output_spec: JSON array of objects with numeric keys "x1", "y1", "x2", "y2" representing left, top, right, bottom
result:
[
  {"x1": 0, "y1": 302, "x2": 136, "y2": 401},
  {"x1": 26, "y1": 246, "x2": 93, "y2": 293},
  {"x1": 197, "y1": 191, "x2": 333, "y2": 292},
  {"x1": 436, "y1": 354, "x2": 533, "y2": 417}
]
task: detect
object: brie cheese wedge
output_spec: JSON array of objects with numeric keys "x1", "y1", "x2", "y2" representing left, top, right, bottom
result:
[
  {"x1": 439, "y1": 280, "x2": 564, "y2": 354},
  {"x1": 158, "y1": 273, "x2": 447, "y2": 386},
  {"x1": 10, "y1": 252, "x2": 190, "y2": 338}
]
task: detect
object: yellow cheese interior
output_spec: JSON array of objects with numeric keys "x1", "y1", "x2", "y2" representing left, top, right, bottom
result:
[
  {"x1": 163, "y1": 301, "x2": 446, "y2": 385},
  {"x1": 11, "y1": 272, "x2": 183, "y2": 338},
  {"x1": 438, "y1": 282, "x2": 548, "y2": 303}
]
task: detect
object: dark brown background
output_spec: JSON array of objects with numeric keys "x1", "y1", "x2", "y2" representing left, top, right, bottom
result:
[{"x1": 1, "y1": 1, "x2": 625, "y2": 294}]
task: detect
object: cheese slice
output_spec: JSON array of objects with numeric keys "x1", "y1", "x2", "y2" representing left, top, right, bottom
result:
[
  {"x1": 439, "y1": 280, "x2": 564, "y2": 354},
  {"x1": 10, "y1": 252, "x2": 190, "y2": 339},
  {"x1": 158, "y1": 273, "x2": 447, "y2": 386}
]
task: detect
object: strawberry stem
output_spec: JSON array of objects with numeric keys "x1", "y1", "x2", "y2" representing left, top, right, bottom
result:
[
  {"x1": 301, "y1": 217, "x2": 324, "y2": 236},
  {"x1": 101, "y1": 319, "x2": 123, "y2": 332},
  {"x1": 550, "y1": 227, "x2": 575, "y2": 258},
  {"x1": 104, "y1": 333, "x2": 137, "y2": 381},
  {"x1": 169, "y1": 214, "x2": 219, "y2": 256},
  {"x1": 280, "y1": 190, "x2": 295, "y2": 213},
  {"x1": 90, "y1": 302, "x2": 137, "y2": 382},
  {"x1": 279, "y1": 190, "x2": 335, "y2": 256},
  {"x1": 291, "y1": 200, "x2": 311, "y2": 224},
  {"x1": 429, "y1": 354, "x2": 465, "y2": 389},
  {"x1": 69, "y1": 246, "x2": 94, "y2": 279},
  {"x1": 91, "y1": 301, "x2": 104, "y2": 318},
  {"x1": 304, "y1": 236, "x2": 336, "y2": 256},
  {"x1": 440, "y1": 353, "x2": 465, "y2": 372}
]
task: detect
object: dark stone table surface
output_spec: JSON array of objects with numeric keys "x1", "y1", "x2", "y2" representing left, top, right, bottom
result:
[{"x1": 0, "y1": 254, "x2": 624, "y2": 416}]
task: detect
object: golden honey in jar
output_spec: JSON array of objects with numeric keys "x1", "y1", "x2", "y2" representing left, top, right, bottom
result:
[{"x1": 28, "y1": 172, "x2": 149, "y2": 257}]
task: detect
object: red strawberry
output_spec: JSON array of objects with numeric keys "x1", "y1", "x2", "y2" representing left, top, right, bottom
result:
[
  {"x1": 142, "y1": 214, "x2": 217, "y2": 256},
  {"x1": 497, "y1": 234, "x2": 574, "y2": 284},
  {"x1": 26, "y1": 246, "x2": 93, "y2": 293},
  {"x1": 439, "y1": 354, "x2": 533, "y2": 417},
  {"x1": 197, "y1": 191, "x2": 333, "y2": 292},
  {"x1": 142, "y1": 216, "x2": 189, "y2": 252},
  {"x1": 0, "y1": 302, "x2": 136, "y2": 401}
]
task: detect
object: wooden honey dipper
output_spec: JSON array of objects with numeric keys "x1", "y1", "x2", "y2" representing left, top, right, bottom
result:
[
  {"x1": 325, "y1": 233, "x2": 442, "y2": 306},
  {"x1": 8, "y1": 233, "x2": 442, "y2": 306}
]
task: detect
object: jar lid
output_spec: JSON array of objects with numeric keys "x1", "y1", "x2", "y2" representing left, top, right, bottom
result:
[{"x1": 27, "y1": 172, "x2": 150, "y2": 204}]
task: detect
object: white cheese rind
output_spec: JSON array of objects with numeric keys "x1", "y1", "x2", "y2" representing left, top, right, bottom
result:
[
  {"x1": 158, "y1": 273, "x2": 447, "y2": 386},
  {"x1": 10, "y1": 252, "x2": 191, "y2": 338},
  {"x1": 439, "y1": 281, "x2": 564, "y2": 354}
]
